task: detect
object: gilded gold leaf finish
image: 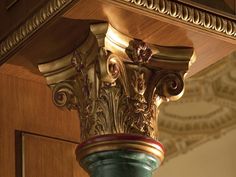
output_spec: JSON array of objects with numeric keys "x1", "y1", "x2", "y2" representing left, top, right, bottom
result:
[
  {"x1": 38, "y1": 23, "x2": 194, "y2": 141},
  {"x1": 52, "y1": 82, "x2": 78, "y2": 110},
  {"x1": 129, "y1": 40, "x2": 152, "y2": 63}
]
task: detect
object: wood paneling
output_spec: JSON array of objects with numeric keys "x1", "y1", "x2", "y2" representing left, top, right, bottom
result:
[
  {"x1": 22, "y1": 133, "x2": 88, "y2": 177},
  {"x1": 1, "y1": 0, "x2": 235, "y2": 78},
  {"x1": 65, "y1": 0, "x2": 233, "y2": 76},
  {"x1": 0, "y1": 62, "x2": 45, "y2": 84},
  {"x1": 0, "y1": 71, "x2": 86, "y2": 177},
  {"x1": 64, "y1": 0, "x2": 236, "y2": 43},
  {"x1": 14, "y1": 0, "x2": 235, "y2": 77}
]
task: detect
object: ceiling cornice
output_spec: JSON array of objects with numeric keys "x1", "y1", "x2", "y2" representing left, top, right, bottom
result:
[
  {"x1": 104, "y1": 0, "x2": 236, "y2": 42},
  {"x1": 0, "y1": 0, "x2": 79, "y2": 65},
  {"x1": 1, "y1": 0, "x2": 235, "y2": 65}
]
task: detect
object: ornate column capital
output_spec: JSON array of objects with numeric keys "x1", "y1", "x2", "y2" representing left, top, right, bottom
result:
[
  {"x1": 39, "y1": 23, "x2": 195, "y2": 141},
  {"x1": 38, "y1": 23, "x2": 195, "y2": 175}
]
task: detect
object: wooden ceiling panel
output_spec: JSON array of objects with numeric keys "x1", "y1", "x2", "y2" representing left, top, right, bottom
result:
[
  {"x1": 0, "y1": 0, "x2": 235, "y2": 77},
  {"x1": 6, "y1": 0, "x2": 234, "y2": 78}
]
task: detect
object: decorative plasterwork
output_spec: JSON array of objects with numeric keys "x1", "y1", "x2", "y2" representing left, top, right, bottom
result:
[
  {"x1": 0, "y1": 0, "x2": 77, "y2": 65},
  {"x1": 159, "y1": 52, "x2": 236, "y2": 160},
  {"x1": 106, "y1": 0, "x2": 236, "y2": 40},
  {"x1": 38, "y1": 23, "x2": 194, "y2": 142}
]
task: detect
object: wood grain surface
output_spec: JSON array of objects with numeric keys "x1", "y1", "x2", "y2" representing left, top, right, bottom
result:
[
  {"x1": 1, "y1": 0, "x2": 235, "y2": 78},
  {"x1": 19, "y1": 0, "x2": 236, "y2": 77},
  {"x1": 23, "y1": 133, "x2": 88, "y2": 177},
  {"x1": 0, "y1": 71, "x2": 86, "y2": 177}
]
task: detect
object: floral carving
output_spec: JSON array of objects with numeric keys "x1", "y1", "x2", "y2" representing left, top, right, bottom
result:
[
  {"x1": 130, "y1": 40, "x2": 152, "y2": 63},
  {"x1": 48, "y1": 46, "x2": 186, "y2": 141},
  {"x1": 39, "y1": 23, "x2": 192, "y2": 142}
]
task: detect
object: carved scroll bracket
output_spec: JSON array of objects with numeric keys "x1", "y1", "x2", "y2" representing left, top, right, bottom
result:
[{"x1": 38, "y1": 23, "x2": 195, "y2": 142}]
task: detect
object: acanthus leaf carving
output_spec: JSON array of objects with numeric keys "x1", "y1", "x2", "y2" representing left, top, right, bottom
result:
[{"x1": 38, "y1": 23, "x2": 194, "y2": 142}]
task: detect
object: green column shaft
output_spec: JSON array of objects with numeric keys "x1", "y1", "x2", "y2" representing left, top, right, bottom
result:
[{"x1": 80, "y1": 150, "x2": 161, "y2": 177}]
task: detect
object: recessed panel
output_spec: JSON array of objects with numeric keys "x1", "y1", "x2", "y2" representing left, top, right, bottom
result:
[{"x1": 21, "y1": 133, "x2": 88, "y2": 177}]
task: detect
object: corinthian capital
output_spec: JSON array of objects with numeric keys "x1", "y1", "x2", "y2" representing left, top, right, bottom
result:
[
  {"x1": 38, "y1": 23, "x2": 195, "y2": 142},
  {"x1": 39, "y1": 23, "x2": 195, "y2": 176}
]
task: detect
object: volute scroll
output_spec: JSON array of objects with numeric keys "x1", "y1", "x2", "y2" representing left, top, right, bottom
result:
[{"x1": 38, "y1": 22, "x2": 195, "y2": 141}]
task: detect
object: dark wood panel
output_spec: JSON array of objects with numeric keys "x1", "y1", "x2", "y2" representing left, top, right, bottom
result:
[{"x1": 17, "y1": 1, "x2": 236, "y2": 78}]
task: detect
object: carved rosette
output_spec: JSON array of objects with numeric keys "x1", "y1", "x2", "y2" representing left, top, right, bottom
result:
[{"x1": 38, "y1": 23, "x2": 195, "y2": 142}]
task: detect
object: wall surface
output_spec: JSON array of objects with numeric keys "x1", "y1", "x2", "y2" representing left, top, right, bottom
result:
[
  {"x1": 156, "y1": 129, "x2": 236, "y2": 177},
  {"x1": 0, "y1": 71, "x2": 88, "y2": 177},
  {"x1": 0, "y1": 60, "x2": 236, "y2": 177}
]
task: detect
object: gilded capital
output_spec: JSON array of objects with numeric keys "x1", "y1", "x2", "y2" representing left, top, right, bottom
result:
[{"x1": 38, "y1": 23, "x2": 195, "y2": 142}]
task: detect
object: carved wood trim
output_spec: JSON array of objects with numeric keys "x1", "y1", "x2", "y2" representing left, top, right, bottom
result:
[
  {"x1": 103, "y1": 0, "x2": 236, "y2": 43},
  {"x1": 0, "y1": 0, "x2": 79, "y2": 65}
]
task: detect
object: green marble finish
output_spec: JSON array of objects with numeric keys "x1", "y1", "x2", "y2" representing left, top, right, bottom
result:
[{"x1": 80, "y1": 150, "x2": 161, "y2": 177}]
